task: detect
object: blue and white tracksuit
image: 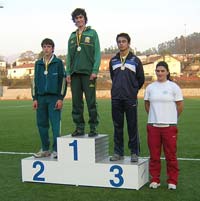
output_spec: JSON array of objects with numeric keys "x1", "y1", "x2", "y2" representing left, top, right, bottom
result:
[{"x1": 109, "y1": 52, "x2": 144, "y2": 156}]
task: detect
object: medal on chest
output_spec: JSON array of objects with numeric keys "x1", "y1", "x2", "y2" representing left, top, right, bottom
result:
[
  {"x1": 76, "y1": 27, "x2": 86, "y2": 52},
  {"x1": 43, "y1": 55, "x2": 54, "y2": 76},
  {"x1": 120, "y1": 54, "x2": 128, "y2": 71},
  {"x1": 121, "y1": 65, "x2": 125, "y2": 70},
  {"x1": 77, "y1": 46, "x2": 81, "y2": 51}
]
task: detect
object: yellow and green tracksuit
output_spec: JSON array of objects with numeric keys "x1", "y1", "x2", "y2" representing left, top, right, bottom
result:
[{"x1": 66, "y1": 26, "x2": 101, "y2": 132}]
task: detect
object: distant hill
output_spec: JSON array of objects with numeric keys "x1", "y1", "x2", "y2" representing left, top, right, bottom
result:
[
  {"x1": 4, "y1": 49, "x2": 66, "y2": 64},
  {"x1": 141, "y1": 32, "x2": 200, "y2": 55},
  {"x1": 5, "y1": 53, "x2": 20, "y2": 63}
]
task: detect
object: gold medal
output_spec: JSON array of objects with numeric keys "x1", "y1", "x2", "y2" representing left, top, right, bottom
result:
[
  {"x1": 43, "y1": 54, "x2": 54, "y2": 76},
  {"x1": 120, "y1": 52, "x2": 129, "y2": 71},
  {"x1": 77, "y1": 46, "x2": 81, "y2": 51},
  {"x1": 76, "y1": 27, "x2": 86, "y2": 52},
  {"x1": 121, "y1": 66, "x2": 125, "y2": 70}
]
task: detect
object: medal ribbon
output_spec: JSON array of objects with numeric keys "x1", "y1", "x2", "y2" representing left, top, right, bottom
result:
[
  {"x1": 76, "y1": 27, "x2": 86, "y2": 48},
  {"x1": 43, "y1": 54, "x2": 54, "y2": 73},
  {"x1": 120, "y1": 53, "x2": 129, "y2": 66}
]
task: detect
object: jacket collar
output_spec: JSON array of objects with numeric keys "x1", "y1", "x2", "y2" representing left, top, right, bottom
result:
[
  {"x1": 37, "y1": 54, "x2": 57, "y2": 65},
  {"x1": 116, "y1": 51, "x2": 134, "y2": 59},
  {"x1": 72, "y1": 26, "x2": 91, "y2": 34}
]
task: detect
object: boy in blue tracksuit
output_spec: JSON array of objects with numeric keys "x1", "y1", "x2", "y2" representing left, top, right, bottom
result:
[
  {"x1": 32, "y1": 38, "x2": 67, "y2": 158},
  {"x1": 109, "y1": 33, "x2": 144, "y2": 162}
]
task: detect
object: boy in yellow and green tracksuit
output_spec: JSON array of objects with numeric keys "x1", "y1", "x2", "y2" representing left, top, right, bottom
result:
[
  {"x1": 32, "y1": 38, "x2": 67, "y2": 158},
  {"x1": 66, "y1": 8, "x2": 101, "y2": 137}
]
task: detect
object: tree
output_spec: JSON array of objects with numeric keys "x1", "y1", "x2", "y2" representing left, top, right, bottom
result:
[
  {"x1": 142, "y1": 47, "x2": 158, "y2": 55},
  {"x1": 19, "y1": 50, "x2": 37, "y2": 61},
  {"x1": 0, "y1": 55, "x2": 4, "y2": 61},
  {"x1": 102, "y1": 46, "x2": 118, "y2": 54}
]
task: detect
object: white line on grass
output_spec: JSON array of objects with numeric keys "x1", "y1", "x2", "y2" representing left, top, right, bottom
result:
[
  {"x1": 0, "y1": 151, "x2": 34, "y2": 155},
  {"x1": 0, "y1": 151, "x2": 200, "y2": 161},
  {"x1": 0, "y1": 105, "x2": 30, "y2": 109},
  {"x1": 141, "y1": 156, "x2": 200, "y2": 161}
]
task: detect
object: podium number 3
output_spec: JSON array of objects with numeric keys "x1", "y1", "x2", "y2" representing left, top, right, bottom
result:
[
  {"x1": 109, "y1": 165, "x2": 124, "y2": 187},
  {"x1": 69, "y1": 140, "x2": 78, "y2": 160},
  {"x1": 33, "y1": 161, "x2": 45, "y2": 181}
]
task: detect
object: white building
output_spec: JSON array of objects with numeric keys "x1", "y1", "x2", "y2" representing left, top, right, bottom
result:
[
  {"x1": 143, "y1": 55, "x2": 181, "y2": 79},
  {"x1": 7, "y1": 63, "x2": 34, "y2": 79},
  {"x1": 0, "y1": 60, "x2": 6, "y2": 70}
]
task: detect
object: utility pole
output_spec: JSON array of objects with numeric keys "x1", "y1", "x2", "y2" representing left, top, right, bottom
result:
[
  {"x1": 184, "y1": 24, "x2": 187, "y2": 60},
  {"x1": 0, "y1": 1, "x2": 4, "y2": 8},
  {"x1": 0, "y1": 2, "x2": 4, "y2": 97}
]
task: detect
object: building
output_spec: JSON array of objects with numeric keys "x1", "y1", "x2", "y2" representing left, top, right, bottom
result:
[
  {"x1": 99, "y1": 54, "x2": 114, "y2": 71},
  {"x1": 0, "y1": 60, "x2": 6, "y2": 70},
  {"x1": 7, "y1": 63, "x2": 34, "y2": 79},
  {"x1": 143, "y1": 55, "x2": 181, "y2": 79}
]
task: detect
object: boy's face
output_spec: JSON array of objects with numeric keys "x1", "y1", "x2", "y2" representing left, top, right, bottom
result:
[
  {"x1": 117, "y1": 36, "x2": 130, "y2": 51},
  {"x1": 42, "y1": 44, "x2": 54, "y2": 57},
  {"x1": 74, "y1": 14, "x2": 86, "y2": 28}
]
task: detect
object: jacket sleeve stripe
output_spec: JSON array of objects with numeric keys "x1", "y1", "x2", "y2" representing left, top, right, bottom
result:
[{"x1": 61, "y1": 77, "x2": 66, "y2": 96}]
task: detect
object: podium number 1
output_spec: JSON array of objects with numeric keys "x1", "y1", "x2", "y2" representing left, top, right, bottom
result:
[{"x1": 69, "y1": 140, "x2": 78, "y2": 161}]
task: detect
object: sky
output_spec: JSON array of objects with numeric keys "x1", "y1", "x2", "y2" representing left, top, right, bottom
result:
[{"x1": 0, "y1": 0, "x2": 200, "y2": 58}]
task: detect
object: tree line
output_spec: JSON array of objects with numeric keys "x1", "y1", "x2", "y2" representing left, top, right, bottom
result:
[
  {"x1": 13, "y1": 32, "x2": 200, "y2": 64},
  {"x1": 103, "y1": 32, "x2": 200, "y2": 56},
  {"x1": 138, "y1": 32, "x2": 200, "y2": 56}
]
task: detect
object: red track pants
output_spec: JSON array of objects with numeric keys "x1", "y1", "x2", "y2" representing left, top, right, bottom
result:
[{"x1": 147, "y1": 125, "x2": 179, "y2": 185}]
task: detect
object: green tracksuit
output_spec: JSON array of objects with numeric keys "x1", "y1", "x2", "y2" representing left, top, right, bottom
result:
[
  {"x1": 32, "y1": 55, "x2": 67, "y2": 151},
  {"x1": 66, "y1": 26, "x2": 101, "y2": 132}
]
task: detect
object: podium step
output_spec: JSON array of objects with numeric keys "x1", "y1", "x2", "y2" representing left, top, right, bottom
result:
[{"x1": 21, "y1": 134, "x2": 149, "y2": 189}]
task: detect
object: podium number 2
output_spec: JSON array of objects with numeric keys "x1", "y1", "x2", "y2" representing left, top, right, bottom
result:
[
  {"x1": 33, "y1": 161, "x2": 45, "y2": 181},
  {"x1": 109, "y1": 165, "x2": 124, "y2": 187},
  {"x1": 69, "y1": 140, "x2": 78, "y2": 161}
]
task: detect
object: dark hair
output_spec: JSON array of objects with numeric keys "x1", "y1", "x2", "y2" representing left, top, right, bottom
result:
[
  {"x1": 41, "y1": 38, "x2": 55, "y2": 48},
  {"x1": 71, "y1": 8, "x2": 88, "y2": 24},
  {"x1": 156, "y1": 61, "x2": 171, "y2": 80},
  {"x1": 116, "y1": 33, "x2": 131, "y2": 44}
]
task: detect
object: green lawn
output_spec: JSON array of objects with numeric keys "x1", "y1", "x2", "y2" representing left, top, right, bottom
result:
[{"x1": 0, "y1": 98, "x2": 200, "y2": 201}]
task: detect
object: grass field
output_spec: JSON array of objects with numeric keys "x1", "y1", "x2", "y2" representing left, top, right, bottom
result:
[{"x1": 0, "y1": 98, "x2": 200, "y2": 201}]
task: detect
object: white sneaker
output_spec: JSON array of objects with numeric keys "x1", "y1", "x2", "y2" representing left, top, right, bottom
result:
[
  {"x1": 149, "y1": 182, "x2": 161, "y2": 189},
  {"x1": 52, "y1": 151, "x2": 57, "y2": 159},
  {"x1": 33, "y1": 150, "x2": 51, "y2": 158},
  {"x1": 168, "y1": 183, "x2": 176, "y2": 190}
]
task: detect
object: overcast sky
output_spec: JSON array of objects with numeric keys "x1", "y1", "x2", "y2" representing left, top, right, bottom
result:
[{"x1": 0, "y1": 0, "x2": 200, "y2": 57}]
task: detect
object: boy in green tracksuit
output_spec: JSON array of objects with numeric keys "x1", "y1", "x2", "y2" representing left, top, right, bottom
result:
[
  {"x1": 32, "y1": 38, "x2": 67, "y2": 158},
  {"x1": 66, "y1": 8, "x2": 101, "y2": 137}
]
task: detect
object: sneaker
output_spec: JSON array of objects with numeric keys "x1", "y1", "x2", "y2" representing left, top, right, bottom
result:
[
  {"x1": 33, "y1": 150, "x2": 51, "y2": 158},
  {"x1": 149, "y1": 182, "x2": 161, "y2": 189},
  {"x1": 110, "y1": 154, "x2": 124, "y2": 161},
  {"x1": 52, "y1": 151, "x2": 57, "y2": 159},
  {"x1": 168, "y1": 183, "x2": 176, "y2": 190},
  {"x1": 71, "y1": 129, "x2": 84, "y2": 137},
  {"x1": 131, "y1": 153, "x2": 138, "y2": 162},
  {"x1": 88, "y1": 130, "x2": 98, "y2": 137}
]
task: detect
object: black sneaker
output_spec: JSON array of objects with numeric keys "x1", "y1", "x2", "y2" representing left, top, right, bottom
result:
[
  {"x1": 88, "y1": 130, "x2": 98, "y2": 137},
  {"x1": 71, "y1": 129, "x2": 84, "y2": 137}
]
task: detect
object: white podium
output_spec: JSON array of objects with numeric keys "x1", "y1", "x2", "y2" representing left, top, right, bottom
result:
[{"x1": 21, "y1": 134, "x2": 149, "y2": 190}]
